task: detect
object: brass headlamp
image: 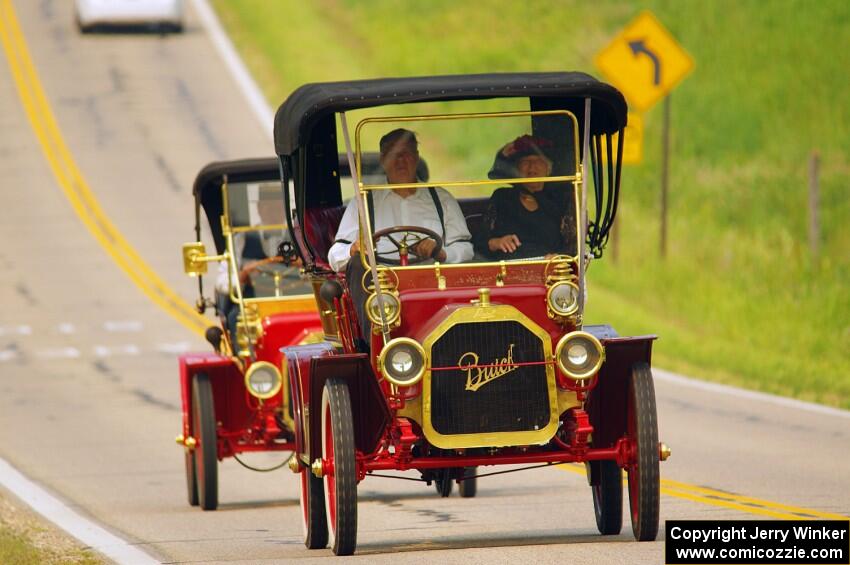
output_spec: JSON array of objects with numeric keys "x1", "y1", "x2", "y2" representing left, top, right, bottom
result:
[
  {"x1": 244, "y1": 361, "x2": 282, "y2": 399},
  {"x1": 555, "y1": 331, "x2": 605, "y2": 381}
]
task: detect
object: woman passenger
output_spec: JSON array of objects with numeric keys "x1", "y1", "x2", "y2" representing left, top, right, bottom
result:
[{"x1": 474, "y1": 135, "x2": 575, "y2": 260}]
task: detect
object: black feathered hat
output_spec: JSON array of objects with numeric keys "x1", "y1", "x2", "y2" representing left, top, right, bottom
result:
[{"x1": 487, "y1": 135, "x2": 554, "y2": 179}]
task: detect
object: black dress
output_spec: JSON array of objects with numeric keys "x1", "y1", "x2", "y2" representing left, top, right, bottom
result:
[{"x1": 473, "y1": 186, "x2": 576, "y2": 260}]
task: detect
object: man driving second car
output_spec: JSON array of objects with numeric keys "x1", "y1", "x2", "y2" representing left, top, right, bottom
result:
[{"x1": 328, "y1": 128, "x2": 473, "y2": 272}]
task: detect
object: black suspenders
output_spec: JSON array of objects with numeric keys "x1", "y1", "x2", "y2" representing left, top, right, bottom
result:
[{"x1": 426, "y1": 187, "x2": 445, "y2": 238}]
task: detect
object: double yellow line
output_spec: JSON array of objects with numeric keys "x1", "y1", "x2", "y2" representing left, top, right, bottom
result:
[
  {"x1": 559, "y1": 464, "x2": 848, "y2": 521},
  {"x1": 660, "y1": 478, "x2": 847, "y2": 520},
  {"x1": 0, "y1": 0, "x2": 207, "y2": 338}
]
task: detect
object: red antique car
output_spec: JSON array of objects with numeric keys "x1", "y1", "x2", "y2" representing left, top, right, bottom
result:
[
  {"x1": 177, "y1": 158, "x2": 326, "y2": 510},
  {"x1": 272, "y1": 72, "x2": 670, "y2": 554}
]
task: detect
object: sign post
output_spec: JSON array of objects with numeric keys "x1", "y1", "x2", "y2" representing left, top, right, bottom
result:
[{"x1": 595, "y1": 10, "x2": 694, "y2": 257}]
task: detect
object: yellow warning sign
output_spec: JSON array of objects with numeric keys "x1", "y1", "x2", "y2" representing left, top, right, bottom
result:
[{"x1": 595, "y1": 11, "x2": 694, "y2": 112}]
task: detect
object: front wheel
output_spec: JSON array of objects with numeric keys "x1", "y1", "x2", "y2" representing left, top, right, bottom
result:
[
  {"x1": 192, "y1": 373, "x2": 218, "y2": 510},
  {"x1": 322, "y1": 378, "x2": 357, "y2": 555},
  {"x1": 627, "y1": 363, "x2": 660, "y2": 541},
  {"x1": 592, "y1": 460, "x2": 623, "y2": 535}
]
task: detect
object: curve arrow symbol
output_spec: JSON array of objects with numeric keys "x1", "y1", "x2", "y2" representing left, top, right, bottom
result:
[{"x1": 628, "y1": 39, "x2": 661, "y2": 86}]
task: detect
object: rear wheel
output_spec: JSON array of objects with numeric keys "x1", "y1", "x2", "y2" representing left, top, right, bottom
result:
[
  {"x1": 592, "y1": 460, "x2": 623, "y2": 534},
  {"x1": 627, "y1": 363, "x2": 660, "y2": 541},
  {"x1": 458, "y1": 467, "x2": 477, "y2": 498},
  {"x1": 184, "y1": 450, "x2": 198, "y2": 506},
  {"x1": 322, "y1": 378, "x2": 357, "y2": 555},
  {"x1": 300, "y1": 464, "x2": 328, "y2": 549},
  {"x1": 434, "y1": 469, "x2": 453, "y2": 497},
  {"x1": 192, "y1": 373, "x2": 218, "y2": 511}
]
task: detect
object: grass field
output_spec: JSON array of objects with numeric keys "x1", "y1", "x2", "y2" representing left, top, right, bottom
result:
[
  {"x1": 211, "y1": 0, "x2": 850, "y2": 408},
  {"x1": 0, "y1": 492, "x2": 101, "y2": 565}
]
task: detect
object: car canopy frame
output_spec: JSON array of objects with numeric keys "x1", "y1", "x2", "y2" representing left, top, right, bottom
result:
[
  {"x1": 273, "y1": 72, "x2": 628, "y2": 269},
  {"x1": 193, "y1": 157, "x2": 283, "y2": 256}
]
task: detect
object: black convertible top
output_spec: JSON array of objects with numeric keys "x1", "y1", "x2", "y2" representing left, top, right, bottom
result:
[
  {"x1": 273, "y1": 72, "x2": 628, "y2": 155},
  {"x1": 192, "y1": 157, "x2": 280, "y2": 199},
  {"x1": 193, "y1": 158, "x2": 281, "y2": 254}
]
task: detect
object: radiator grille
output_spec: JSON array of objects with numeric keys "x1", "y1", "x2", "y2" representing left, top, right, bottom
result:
[{"x1": 429, "y1": 321, "x2": 550, "y2": 436}]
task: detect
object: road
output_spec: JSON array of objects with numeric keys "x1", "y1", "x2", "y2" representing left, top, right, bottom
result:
[{"x1": 0, "y1": 1, "x2": 847, "y2": 563}]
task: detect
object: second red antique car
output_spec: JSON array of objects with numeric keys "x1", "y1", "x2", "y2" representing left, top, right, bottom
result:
[
  {"x1": 177, "y1": 158, "x2": 324, "y2": 510},
  {"x1": 271, "y1": 72, "x2": 670, "y2": 555}
]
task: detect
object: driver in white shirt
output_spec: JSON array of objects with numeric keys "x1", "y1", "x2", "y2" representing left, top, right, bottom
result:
[
  {"x1": 328, "y1": 128, "x2": 473, "y2": 272},
  {"x1": 215, "y1": 186, "x2": 290, "y2": 343},
  {"x1": 215, "y1": 186, "x2": 287, "y2": 295}
]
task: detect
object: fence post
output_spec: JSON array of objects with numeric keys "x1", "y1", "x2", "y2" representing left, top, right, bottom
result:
[{"x1": 660, "y1": 95, "x2": 671, "y2": 258}]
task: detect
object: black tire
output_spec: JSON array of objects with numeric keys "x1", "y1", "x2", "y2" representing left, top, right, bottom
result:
[
  {"x1": 321, "y1": 378, "x2": 357, "y2": 555},
  {"x1": 184, "y1": 449, "x2": 198, "y2": 506},
  {"x1": 434, "y1": 469, "x2": 453, "y2": 497},
  {"x1": 300, "y1": 465, "x2": 328, "y2": 549},
  {"x1": 192, "y1": 373, "x2": 218, "y2": 511},
  {"x1": 458, "y1": 467, "x2": 477, "y2": 498},
  {"x1": 592, "y1": 460, "x2": 623, "y2": 534},
  {"x1": 627, "y1": 363, "x2": 660, "y2": 541}
]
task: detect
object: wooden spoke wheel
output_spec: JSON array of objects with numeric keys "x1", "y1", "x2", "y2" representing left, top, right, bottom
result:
[
  {"x1": 192, "y1": 373, "x2": 218, "y2": 511},
  {"x1": 184, "y1": 449, "x2": 198, "y2": 506},
  {"x1": 458, "y1": 467, "x2": 477, "y2": 498},
  {"x1": 300, "y1": 463, "x2": 328, "y2": 549},
  {"x1": 321, "y1": 378, "x2": 358, "y2": 555},
  {"x1": 591, "y1": 460, "x2": 623, "y2": 535},
  {"x1": 626, "y1": 362, "x2": 660, "y2": 541}
]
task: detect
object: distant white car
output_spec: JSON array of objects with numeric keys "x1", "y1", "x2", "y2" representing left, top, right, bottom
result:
[{"x1": 75, "y1": 0, "x2": 185, "y2": 33}]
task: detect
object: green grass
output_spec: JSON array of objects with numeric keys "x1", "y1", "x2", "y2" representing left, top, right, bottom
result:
[
  {"x1": 0, "y1": 517, "x2": 102, "y2": 565},
  {"x1": 211, "y1": 0, "x2": 850, "y2": 408}
]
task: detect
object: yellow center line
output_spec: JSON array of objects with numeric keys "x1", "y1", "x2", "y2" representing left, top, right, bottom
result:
[
  {"x1": 558, "y1": 464, "x2": 848, "y2": 521},
  {"x1": 0, "y1": 0, "x2": 207, "y2": 338}
]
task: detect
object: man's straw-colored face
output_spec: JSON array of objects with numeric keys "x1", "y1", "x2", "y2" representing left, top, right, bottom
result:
[{"x1": 381, "y1": 140, "x2": 419, "y2": 184}]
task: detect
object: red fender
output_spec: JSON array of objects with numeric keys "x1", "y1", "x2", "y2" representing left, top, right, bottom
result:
[
  {"x1": 281, "y1": 342, "x2": 336, "y2": 468},
  {"x1": 584, "y1": 334, "x2": 657, "y2": 449},
  {"x1": 178, "y1": 353, "x2": 240, "y2": 444},
  {"x1": 307, "y1": 354, "x2": 392, "y2": 462}
]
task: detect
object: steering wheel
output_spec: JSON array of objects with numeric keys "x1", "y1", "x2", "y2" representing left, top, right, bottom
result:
[
  {"x1": 372, "y1": 226, "x2": 444, "y2": 266},
  {"x1": 250, "y1": 258, "x2": 305, "y2": 295}
]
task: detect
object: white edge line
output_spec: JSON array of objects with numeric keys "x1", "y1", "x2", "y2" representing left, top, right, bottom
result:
[
  {"x1": 654, "y1": 367, "x2": 850, "y2": 420},
  {"x1": 190, "y1": 0, "x2": 274, "y2": 141},
  {"x1": 0, "y1": 457, "x2": 160, "y2": 565}
]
